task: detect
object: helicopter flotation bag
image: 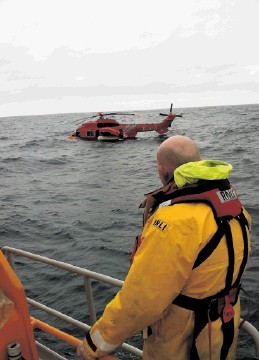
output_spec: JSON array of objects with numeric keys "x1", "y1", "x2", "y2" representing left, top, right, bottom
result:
[{"x1": 0, "y1": 251, "x2": 39, "y2": 360}]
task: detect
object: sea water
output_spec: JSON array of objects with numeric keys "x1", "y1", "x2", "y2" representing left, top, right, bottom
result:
[{"x1": 0, "y1": 104, "x2": 258, "y2": 359}]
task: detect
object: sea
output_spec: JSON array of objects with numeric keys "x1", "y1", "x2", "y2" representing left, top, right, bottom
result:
[{"x1": 0, "y1": 103, "x2": 258, "y2": 360}]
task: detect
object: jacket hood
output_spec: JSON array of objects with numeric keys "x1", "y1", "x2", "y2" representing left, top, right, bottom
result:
[{"x1": 174, "y1": 160, "x2": 232, "y2": 188}]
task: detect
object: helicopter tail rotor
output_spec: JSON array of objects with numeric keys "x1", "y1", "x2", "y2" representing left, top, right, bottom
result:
[
  {"x1": 159, "y1": 103, "x2": 173, "y2": 116},
  {"x1": 159, "y1": 103, "x2": 182, "y2": 118}
]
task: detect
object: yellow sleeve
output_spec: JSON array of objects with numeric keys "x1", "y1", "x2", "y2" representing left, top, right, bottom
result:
[{"x1": 85, "y1": 206, "x2": 203, "y2": 357}]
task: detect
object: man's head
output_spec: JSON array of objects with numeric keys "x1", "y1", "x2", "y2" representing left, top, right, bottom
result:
[{"x1": 156, "y1": 135, "x2": 201, "y2": 185}]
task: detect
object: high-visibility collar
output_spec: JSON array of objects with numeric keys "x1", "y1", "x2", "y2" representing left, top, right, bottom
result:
[{"x1": 174, "y1": 160, "x2": 232, "y2": 188}]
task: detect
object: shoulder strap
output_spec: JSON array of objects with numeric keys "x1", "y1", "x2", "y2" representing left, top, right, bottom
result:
[
  {"x1": 193, "y1": 221, "x2": 225, "y2": 269},
  {"x1": 233, "y1": 212, "x2": 249, "y2": 287},
  {"x1": 224, "y1": 219, "x2": 235, "y2": 291}
]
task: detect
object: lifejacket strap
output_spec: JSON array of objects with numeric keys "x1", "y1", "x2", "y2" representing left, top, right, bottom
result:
[
  {"x1": 189, "y1": 309, "x2": 210, "y2": 360},
  {"x1": 172, "y1": 286, "x2": 240, "y2": 360},
  {"x1": 233, "y1": 212, "x2": 249, "y2": 287},
  {"x1": 220, "y1": 318, "x2": 235, "y2": 360},
  {"x1": 193, "y1": 223, "x2": 225, "y2": 269},
  {"x1": 224, "y1": 220, "x2": 235, "y2": 291}
]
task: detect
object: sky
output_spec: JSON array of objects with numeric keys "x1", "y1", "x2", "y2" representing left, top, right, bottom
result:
[{"x1": 0, "y1": 0, "x2": 259, "y2": 117}]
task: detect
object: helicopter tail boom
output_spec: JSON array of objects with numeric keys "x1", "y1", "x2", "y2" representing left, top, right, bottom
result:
[{"x1": 155, "y1": 116, "x2": 175, "y2": 134}]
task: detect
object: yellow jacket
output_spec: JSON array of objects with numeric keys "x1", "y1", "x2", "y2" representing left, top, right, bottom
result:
[
  {"x1": 83, "y1": 202, "x2": 251, "y2": 359},
  {"x1": 83, "y1": 161, "x2": 251, "y2": 359}
]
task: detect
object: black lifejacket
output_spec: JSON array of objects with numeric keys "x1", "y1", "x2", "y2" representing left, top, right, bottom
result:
[{"x1": 138, "y1": 179, "x2": 250, "y2": 360}]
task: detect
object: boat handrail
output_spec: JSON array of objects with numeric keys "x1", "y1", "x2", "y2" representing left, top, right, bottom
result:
[
  {"x1": 2, "y1": 246, "x2": 142, "y2": 359},
  {"x1": 2, "y1": 246, "x2": 259, "y2": 360},
  {"x1": 239, "y1": 319, "x2": 259, "y2": 359}
]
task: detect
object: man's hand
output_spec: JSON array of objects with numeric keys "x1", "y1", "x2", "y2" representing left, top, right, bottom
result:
[
  {"x1": 76, "y1": 341, "x2": 119, "y2": 360},
  {"x1": 76, "y1": 341, "x2": 94, "y2": 360}
]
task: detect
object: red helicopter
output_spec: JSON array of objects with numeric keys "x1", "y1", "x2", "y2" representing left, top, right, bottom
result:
[{"x1": 70, "y1": 104, "x2": 182, "y2": 141}]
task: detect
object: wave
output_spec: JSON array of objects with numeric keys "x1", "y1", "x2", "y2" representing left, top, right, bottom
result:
[
  {"x1": 2, "y1": 156, "x2": 23, "y2": 162},
  {"x1": 0, "y1": 103, "x2": 258, "y2": 357}
]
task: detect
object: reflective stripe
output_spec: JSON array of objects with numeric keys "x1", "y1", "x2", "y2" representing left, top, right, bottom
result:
[{"x1": 92, "y1": 329, "x2": 119, "y2": 352}]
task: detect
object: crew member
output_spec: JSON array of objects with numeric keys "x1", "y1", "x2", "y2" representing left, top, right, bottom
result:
[{"x1": 77, "y1": 135, "x2": 251, "y2": 360}]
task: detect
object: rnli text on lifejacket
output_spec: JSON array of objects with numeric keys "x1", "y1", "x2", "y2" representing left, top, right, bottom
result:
[
  {"x1": 217, "y1": 188, "x2": 237, "y2": 203},
  {"x1": 153, "y1": 219, "x2": 169, "y2": 232}
]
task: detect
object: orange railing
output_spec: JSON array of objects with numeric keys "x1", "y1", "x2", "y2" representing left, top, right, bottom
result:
[
  {"x1": 30, "y1": 317, "x2": 119, "y2": 359},
  {"x1": 2, "y1": 246, "x2": 143, "y2": 359}
]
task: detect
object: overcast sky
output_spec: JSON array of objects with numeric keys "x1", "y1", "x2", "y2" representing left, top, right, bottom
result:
[{"x1": 0, "y1": 0, "x2": 259, "y2": 117}]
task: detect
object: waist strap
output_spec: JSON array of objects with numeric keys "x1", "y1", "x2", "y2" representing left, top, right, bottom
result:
[
  {"x1": 173, "y1": 285, "x2": 240, "y2": 313},
  {"x1": 172, "y1": 285, "x2": 240, "y2": 360}
]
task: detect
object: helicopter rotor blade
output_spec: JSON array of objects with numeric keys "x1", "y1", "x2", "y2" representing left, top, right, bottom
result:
[
  {"x1": 72, "y1": 114, "x2": 98, "y2": 123},
  {"x1": 85, "y1": 114, "x2": 100, "y2": 119},
  {"x1": 103, "y1": 112, "x2": 135, "y2": 116},
  {"x1": 159, "y1": 112, "x2": 183, "y2": 118},
  {"x1": 73, "y1": 112, "x2": 135, "y2": 126}
]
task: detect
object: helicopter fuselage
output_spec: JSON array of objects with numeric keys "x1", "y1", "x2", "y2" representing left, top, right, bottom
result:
[{"x1": 75, "y1": 115, "x2": 176, "y2": 141}]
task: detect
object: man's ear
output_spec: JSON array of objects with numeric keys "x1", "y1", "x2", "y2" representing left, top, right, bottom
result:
[
  {"x1": 158, "y1": 164, "x2": 169, "y2": 185},
  {"x1": 164, "y1": 172, "x2": 170, "y2": 182}
]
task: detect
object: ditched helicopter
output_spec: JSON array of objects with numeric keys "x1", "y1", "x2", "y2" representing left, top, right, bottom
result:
[{"x1": 69, "y1": 104, "x2": 182, "y2": 141}]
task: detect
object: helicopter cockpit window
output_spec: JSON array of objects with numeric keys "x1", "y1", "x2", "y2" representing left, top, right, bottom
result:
[{"x1": 87, "y1": 131, "x2": 94, "y2": 137}]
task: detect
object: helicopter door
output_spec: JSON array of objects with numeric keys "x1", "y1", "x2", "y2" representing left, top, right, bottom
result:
[{"x1": 86, "y1": 130, "x2": 95, "y2": 139}]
